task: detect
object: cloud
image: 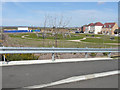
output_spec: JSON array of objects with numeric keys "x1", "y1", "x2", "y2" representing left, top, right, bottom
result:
[{"x1": 97, "y1": 2, "x2": 105, "y2": 5}]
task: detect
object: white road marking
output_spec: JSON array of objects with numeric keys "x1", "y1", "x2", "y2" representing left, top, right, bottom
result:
[{"x1": 23, "y1": 70, "x2": 119, "y2": 89}]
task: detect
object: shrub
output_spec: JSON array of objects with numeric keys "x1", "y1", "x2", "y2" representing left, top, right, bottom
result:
[
  {"x1": 90, "y1": 53, "x2": 97, "y2": 57},
  {"x1": 73, "y1": 53, "x2": 76, "y2": 55},
  {"x1": 103, "y1": 52, "x2": 108, "y2": 56},
  {"x1": 98, "y1": 32, "x2": 102, "y2": 34},
  {"x1": 5, "y1": 54, "x2": 39, "y2": 61}
]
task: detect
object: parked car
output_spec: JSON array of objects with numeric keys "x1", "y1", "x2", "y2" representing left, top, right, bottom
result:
[{"x1": 75, "y1": 31, "x2": 80, "y2": 33}]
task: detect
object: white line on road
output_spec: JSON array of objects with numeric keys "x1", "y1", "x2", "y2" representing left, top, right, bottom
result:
[{"x1": 23, "y1": 70, "x2": 119, "y2": 89}]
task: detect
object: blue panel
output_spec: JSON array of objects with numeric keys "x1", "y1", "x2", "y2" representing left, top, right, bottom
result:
[
  {"x1": 4, "y1": 30, "x2": 29, "y2": 33},
  {"x1": 4, "y1": 30, "x2": 40, "y2": 33}
]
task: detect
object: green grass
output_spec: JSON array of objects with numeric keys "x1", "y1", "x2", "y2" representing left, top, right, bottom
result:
[
  {"x1": 8, "y1": 33, "x2": 40, "y2": 38},
  {"x1": 81, "y1": 38, "x2": 118, "y2": 43},
  {"x1": 4, "y1": 36, "x2": 117, "y2": 48},
  {"x1": 6, "y1": 33, "x2": 119, "y2": 48},
  {"x1": 8, "y1": 33, "x2": 84, "y2": 40}
]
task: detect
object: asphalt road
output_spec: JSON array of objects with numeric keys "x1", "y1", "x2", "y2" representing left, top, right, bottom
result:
[
  {"x1": 0, "y1": 34, "x2": 3, "y2": 61},
  {"x1": 2, "y1": 59, "x2": 118, "y2": 89},
  {"x1": 48, "y1": 74, "x2": 119, "y2": 88},
  {"x1": 0, "y1": 42, "x2": 2, "y2": 61}
]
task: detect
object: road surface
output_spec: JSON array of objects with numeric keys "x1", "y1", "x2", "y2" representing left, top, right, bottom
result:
[{"x1": 2, "y1": 59, "x2": 118, "y2": 89}]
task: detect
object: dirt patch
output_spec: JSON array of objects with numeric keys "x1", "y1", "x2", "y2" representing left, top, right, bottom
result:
[
  {"x1": 68, "y1": 40, "x2": 81, "y2": 42},
  {"x1": 104, "y1": 43, "x2": 120, "y2": 45},
  {"x1": 67, "y1": 37, "x2": 101, "y2": 43},
  {"x1": 36, "y1": 52, "x2": 118, "y2": 60}
]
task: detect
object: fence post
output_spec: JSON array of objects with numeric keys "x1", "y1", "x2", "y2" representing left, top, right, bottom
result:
[
  {"x1": 52, "y1": 53, "x2": 55, "y2": 61},
  {"x1": 108, "y1": 52, "x2": 111, "y2": 58}
]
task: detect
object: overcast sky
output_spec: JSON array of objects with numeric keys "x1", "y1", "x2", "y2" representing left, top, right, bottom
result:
[{"x1": 2, "y1": 2, "x2": 118, "y2": 27}]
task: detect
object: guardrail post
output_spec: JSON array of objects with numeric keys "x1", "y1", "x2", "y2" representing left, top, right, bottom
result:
[
  {"x1": 52, "y1": 53, "x2": 55, "y2": 61},
  {"x1": 85, "y1": 52, "x2": 88, "y2": 58},
  {"x1": 85, "y1": 47, "x2": 88, "y2": 58},
  {"x1": 3, "y1": 54, "x2": 5, "y2": 63},
  {"x1": 108, "y1": 52, "x2": 111, "y2": 58},
  {"x1": 52, "y1": 46, "x2": 55, "y2": 61}
]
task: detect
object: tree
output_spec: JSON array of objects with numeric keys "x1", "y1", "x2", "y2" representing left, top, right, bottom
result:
[
  {"x1": 42, "y1": 14, "x2": 49, "y2": 47},
  {"x1": 44, "y1": 14, "x2": 72, "y2": 59},
  {"x1": 47, "y1": 14, "x2": 72, "y2": 47}
]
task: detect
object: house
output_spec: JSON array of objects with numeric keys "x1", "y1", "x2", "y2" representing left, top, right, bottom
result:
[
  {"x1": 89, "y1": 22, "x2": 104, "y2": 34},
  {"x1": 102, "y1": 22, "x2": 118, "y2": 35},
  {"x1": 81, "y1": 25, "x2": 88, "y2": 33},
  {"x1": 84, "y1": 23, "x2": 94, "y2": 33},
  {"x1": 18, "y1": 26, "x2": 28, "y2": 30}
]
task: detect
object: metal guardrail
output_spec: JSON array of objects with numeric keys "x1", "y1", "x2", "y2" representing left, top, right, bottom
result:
[
  {"x1": 0, "y1": 47, "x2": 119, "y2": 53},
  {"x1": 0, "y1": 47, "x2": 119, "y2": 61}
]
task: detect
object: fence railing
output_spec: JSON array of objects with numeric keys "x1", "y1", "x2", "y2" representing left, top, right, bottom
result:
[{"x1": 0, "y1": 47, "x2": 119, "y2": 61}]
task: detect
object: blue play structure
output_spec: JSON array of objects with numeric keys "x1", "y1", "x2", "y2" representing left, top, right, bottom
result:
[{"x1": 4, "y1": 30, "x2": 41, "y2": 33}]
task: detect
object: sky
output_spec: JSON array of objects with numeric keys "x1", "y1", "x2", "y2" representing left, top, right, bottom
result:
[{"x1": 2, "y1": 2, "x2": 118, "y2": 27}]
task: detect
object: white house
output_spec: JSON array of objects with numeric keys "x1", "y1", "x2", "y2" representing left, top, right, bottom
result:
[
  {"x1": 89, "y1": 22, "x2": 103, "y2": 34},
  {"x1": 18, "y1": 26, "x2": 28, "y2": 30},
  {"x1": 84, "y1": 23, "x2": 94, "y2": 33}
]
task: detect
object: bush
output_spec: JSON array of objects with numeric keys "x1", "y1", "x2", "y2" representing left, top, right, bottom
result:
[
  {"x1": 90, "y1": 53, "x2": 97, "y2": 57},
  {"x1": 103, "y1": 52, "x2": 108, "y2": 56},
  {"x1": 73, "y1": 53, "x2": 76, "y2": 55},
  {"x1": 98, "y1": 32, "x2": 102, "y2": 34},
  {"x1": 5, "y1": 54, "x2": 39, "y2": 61}
]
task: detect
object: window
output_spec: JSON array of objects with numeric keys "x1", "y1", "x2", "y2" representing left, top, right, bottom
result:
[
  {"x1": 109, "y1": 25, "x2": 111, "y2": 28},
  {"x1": 85, "y1": 27, "x2": 88, "y2": 30},
  {"x1": 104, "y1": 25, "x2": 106, "y2": 27}
]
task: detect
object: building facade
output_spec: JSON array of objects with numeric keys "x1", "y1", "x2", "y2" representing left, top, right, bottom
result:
[
  {"x1": 89, "y1": 22, "x2": 103, "y2": 34},
  {"x1": 81, "y1": 25, "x2": 88, "y2": 33},
  {"x1": 84, "y1": 23, "x2": 94, "y2": 33},
  {"x1": 102, "y1": 22, "x2": 118, "y2": 35},
  {"x1": 18, "y1": 26, "x2": 28, "y2": 30}
]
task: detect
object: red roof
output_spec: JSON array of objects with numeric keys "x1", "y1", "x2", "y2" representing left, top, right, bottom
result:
[
  {"x1": 83, "y1": 25, "x2": 88, "y2": 27},
  {"x1": 88, "y1": 23, "x2": 94, "y2": 26},
  {"x1": 103, "y1": 23, "x2": 116, "y2": 28},
  {"x1": 94, "y1": 22, "x2": 104, "y2": 26}
]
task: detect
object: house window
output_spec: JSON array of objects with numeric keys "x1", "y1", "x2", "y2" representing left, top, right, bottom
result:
[
  {"x1": 85, "y1": 27, "x2": 88, "y2": 30},
  {"x1": 105, "y1": 29, "x2": 107, "y2": 32},
  {"x1": 109, "y1": 25, "x2": 111, "y2": 28}
]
